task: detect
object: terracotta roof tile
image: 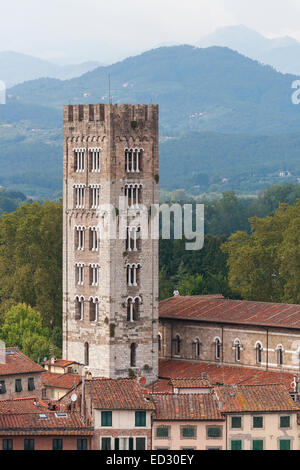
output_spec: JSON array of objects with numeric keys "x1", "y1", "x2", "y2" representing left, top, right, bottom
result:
[
  {"x1": 159, "y1": 295, "x2": 300, "y2": 329},
  {"x1": 86, "y1": 378, "x2": 155, "y2": 411},
  {"x1": 0, "y1": 411, "x2": 93, "y2": 435},
  {"x1": 0, "y1": 348, "x2": 44, "y2": 376},
  {"x1": 42, "y1": 372, "x2": 81, "y2": 389},
  {"x1": 0, "y1": 397, "x2": 48, "y2": 414},
  {"x1": 215, "y1": 384, "x2": 299, "y2": 413},
  {"x1": 43, "y1": 359, "x2": 78, "y2": 367},
  {"x1": 170, "y1": 378, "x2": 213, "y2": 389},
  {"x1": 152, "y1": 393, "x2": 224, "y2": 421},
  {"x1": 158, "y1": 359, "x2": 295, "y2": 391}
]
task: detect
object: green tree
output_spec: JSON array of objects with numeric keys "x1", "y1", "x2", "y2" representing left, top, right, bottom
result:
[
  {"x1": 222, "y1": 201, "x2": 300, "y2": 303},
  {"x1": 0, "y1": 304, "x2": 59, "y2": 362},
  {"x1": 0, "y1": 201, "x2": 62, "y2": 334}
]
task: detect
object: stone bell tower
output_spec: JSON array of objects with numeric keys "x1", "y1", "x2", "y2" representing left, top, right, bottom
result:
[{"x1": 62, "y1": 103, "x2": 159, "y2": 383}]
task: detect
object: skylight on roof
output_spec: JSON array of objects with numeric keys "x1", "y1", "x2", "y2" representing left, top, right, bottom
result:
[
  {"x1": 39, "y1": 414, "x2": 47, "y2": 419},
  {"x1": 55, "y1": 412, "x2": 67, "y2": 418}
]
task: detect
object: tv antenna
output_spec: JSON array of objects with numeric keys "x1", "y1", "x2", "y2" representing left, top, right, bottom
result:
[{"x1": 108, "y1": 73, "x2": 111, "y2": 104}]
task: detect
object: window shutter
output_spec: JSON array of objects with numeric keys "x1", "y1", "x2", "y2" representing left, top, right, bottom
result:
[{"x1": 129, "y1": 438, "x2": 134, "y2": 450}]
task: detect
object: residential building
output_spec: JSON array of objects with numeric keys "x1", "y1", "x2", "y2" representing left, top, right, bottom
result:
[
  {"x1": 0, "y1": 397, "x2": 93, "y2": 450},
  {"x1": 42, "y1": 372, "x2": 82, "y2": 401},
  {"x1": 83, "y1": 378, "x2": 154, "y2": 450},
  {"x1": 215, "y1": 384, "x2": 299, "y2": 451},
  {"x1": 43, "y1": 358, "x2": 82, "y2": 375},
  {"x1": 151, "y1": 393, "x2": 225, "y2": 450},
  {"x1": 0, "y1": 348, "x2": 44, "y2": 400}
]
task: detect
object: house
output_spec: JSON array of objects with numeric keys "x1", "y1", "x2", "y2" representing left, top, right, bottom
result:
[
  {"x1": 42, "y1": 372, "x2": 82, "y2": 401},
  {"x1": 151, "y1": 393, "x2": 225, "y2": 450},
  {"x1": 43, "y1": 358, "x2": 82, "y2": 375},
  {"x1": 214, "y1": 384, "x2": 300, "y2": 450},
  {"x1": 0, "y1": 348, "x2": 44, "y2": 400},
  {"x1": 84, "y1": 378, "x2": 155, "y2": 450},
  {"x1": 0, "y1": 396, "x2": 93, "y2": 450}
]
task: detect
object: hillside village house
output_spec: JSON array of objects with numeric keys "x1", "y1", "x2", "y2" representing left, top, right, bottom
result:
[{"x1": 0, "y1": 348, "x2": 44, "y2": 400}]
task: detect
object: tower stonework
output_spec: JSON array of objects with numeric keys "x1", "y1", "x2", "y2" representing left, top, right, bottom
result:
[{"x1": 62, "y1": 103, "x2": 159, "y2": 383}]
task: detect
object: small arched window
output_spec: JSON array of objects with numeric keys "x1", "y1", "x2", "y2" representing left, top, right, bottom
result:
[
  {"x1": 175, "y1": 335, "x2": 181, "y2": 355},
  {"x1": 194, "y1": 339, "x2": 201, "y2": 359},
  {"x1": 130, "y1": 343, "x2": 137, "y2": 367},
  {"x1": 75, "y1": 296, "x2": 84, "y2": 321},
  {"x1": 277, "y1": 345, "x2": 283, "y2": 366},
  {"x1": 84, "y1": 342, "x2": 89, "y2": 366},
  {"x1": 234, "y1": 339, "x2": 241, "y2": 362},
  {"x1": 256, "y1": 342, "x2": 263, "y2": 364},
  {"x1": 215, "y1": 338, "x2": 221, "y2": 361}
]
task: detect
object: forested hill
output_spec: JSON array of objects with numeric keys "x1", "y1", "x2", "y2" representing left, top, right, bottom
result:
[
  {"x1": 2, "y1": 45, "x2": 300, "y2": 198},
  {"x1": 7, "y1": 45, "x2": 300, "y2": 134}
]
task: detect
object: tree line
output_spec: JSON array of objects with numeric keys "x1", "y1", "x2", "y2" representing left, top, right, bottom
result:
[{"x1": 0, "y1": 184, "x2": 300, "y2": 360}]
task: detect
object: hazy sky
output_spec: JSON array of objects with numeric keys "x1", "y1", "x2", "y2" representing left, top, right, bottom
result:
[{"x1": 1, "y1": 0, "x2": 300, "y2": 63}]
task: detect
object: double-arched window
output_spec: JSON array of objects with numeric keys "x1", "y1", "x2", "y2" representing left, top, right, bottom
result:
[{"x1": 126, "y1": 296, "x2": 142, "y2": 322}]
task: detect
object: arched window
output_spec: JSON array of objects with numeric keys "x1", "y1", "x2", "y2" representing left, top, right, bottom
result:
[
  {"x1": 89, "y1": 297, "x2": 99, "y2": 322},
  {"x1": 126, "y1": 297, "x2": 141, "y2": 322},
  {"x1": 175, "y1": 335, "x2": 181, "y2": 355},
  {"x1": 234, "y1": 339, "x2": 241, "y2": 362},
  {"x1": 215, "y1": 338, "x2": 221, "y2": 361},
  {"x1": 193, "y1": 339, "x2": 201, "y2": 359},
  {"x1": 84, "y1": 342, "x2": 89, "y2": 366},
  {"x1": 75, "y1": 296, "x2": 84, "y2": 321},
  {"x1": 130, "y1": 343, "x2": 137, "y2": 367},
  {"x1": 277, "y1": 345, "x2": 283, "y2": 366},
  {"x1": 256, "y1": 342, "x2": 263, "y2": 364}
]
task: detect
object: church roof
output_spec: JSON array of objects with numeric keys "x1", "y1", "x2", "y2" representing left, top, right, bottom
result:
[{"x1": 159, "y1": 295, "x2": 300, "y2": 330}]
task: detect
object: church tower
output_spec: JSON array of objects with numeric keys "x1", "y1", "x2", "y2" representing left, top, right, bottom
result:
[{"x1": 62, "y1": 103, "x2": 159, "y2": 383}]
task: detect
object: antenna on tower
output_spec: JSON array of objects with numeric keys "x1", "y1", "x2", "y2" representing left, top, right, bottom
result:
[{"x1": 108, "y1": 73, "x2": 111, "y2": 104}]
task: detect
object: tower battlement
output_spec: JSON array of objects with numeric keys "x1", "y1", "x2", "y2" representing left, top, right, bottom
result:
[{"x1": 64, "y1": 103, "x2": 158, "y2": 124}]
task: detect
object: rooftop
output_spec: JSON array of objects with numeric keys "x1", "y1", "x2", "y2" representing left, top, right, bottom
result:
[
  {"x1": 43, "y1": 358, "x2": 78, "y2": 368},
  {"x1": 42, "y1": 372, "x2": 81, "y2": 390},
  {"x1": 86, "y1": 378, "x2": 155, "y2": 411},
  {"x1": 0, "y1": 397, "x2": 48, "y2": 414},
  {"x1": 159, "y1": 295, "x2": 300, "y2": 330},
  {"x1": 0, "y1": 348, "x2": 44, "y2": 377},
  {"x1": 0, "y1": 411, "x2": 93, "y2": 435},
  {"x1": 152, "y1": 393, "x2": 223, "y2": 421},
  {"x1": 215, "y1": 384, "x2": 299, "y2": 413},
  {"x1": 158, "y1": 359, "x2": 296, "y2": 392}
]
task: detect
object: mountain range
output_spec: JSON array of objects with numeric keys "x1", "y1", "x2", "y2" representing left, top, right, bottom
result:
[
  {"x1": 196, "y1": 25, "x2": 300, "y2": 76},
  {"x1": 0, "y1": 51, "x2": 102, "y2": 87},
  {"x1": 1, "y1": 45, "x2": 300, "y2": 198}
]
